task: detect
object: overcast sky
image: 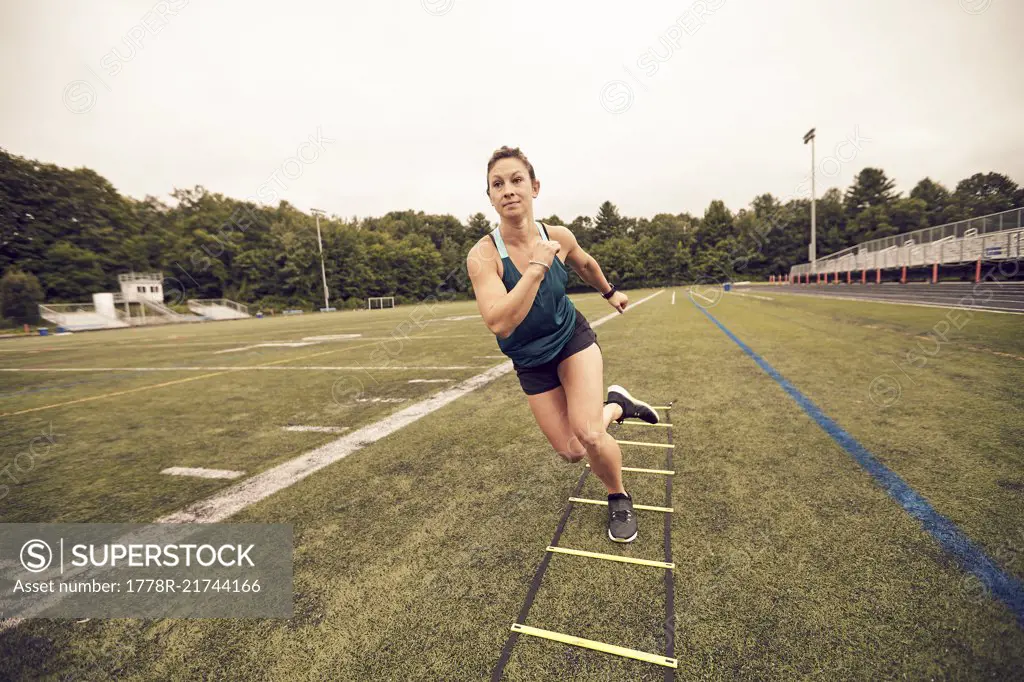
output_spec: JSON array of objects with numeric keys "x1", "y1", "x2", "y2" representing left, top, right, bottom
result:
[{"x1": 2, "y1": 0, "x2": 1022, "y2": 224}]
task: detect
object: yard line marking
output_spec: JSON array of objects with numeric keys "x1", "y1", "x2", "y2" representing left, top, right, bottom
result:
[
  {"x1": 731, "y1": 292, "x2": 774, "y2": 301},
  {"x1": 214, "y1": 342, "x2": 316, "y2": 354},
  {"x1": 0, "y1": 340, "x2": 384, "y2": 417},
  {"x1": 0, "y1": 366, "x2": 477, "y2": 372},
  {"x1": 671, "y1": 291, "x2": 676, "y2": 305},
  {"x1": 690, "y1": 289, "x2": 714, "y2": 304},
  {"x1": 155, "y1": 291, "x2": 664, "y2": 525},
  {"x1": 302, "y1": 334, "x2": 363, "y2": 341},
  {"x1": 693, "y1": 299, "x2": 1024, "y2": 628},
  {"x1": 768, "y1": 290, "x2": 1024, "y2": 315},
  {"x1": 161, "y1": 467, "x2": 245, "y2": 479},
  {"x1": 0, "y1": 370, "x2": 238, "y2": 418},
  {"x1": 282, "y1": 426, "x2": 349, "y2": 433},
  {"x1": 407, "y1": 379, "x2": 454, "y2": 383}
]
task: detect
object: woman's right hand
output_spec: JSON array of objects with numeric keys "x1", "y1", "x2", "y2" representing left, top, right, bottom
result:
[{"x1": 530, "y1": 239, "x2": 561, "y2": 269}]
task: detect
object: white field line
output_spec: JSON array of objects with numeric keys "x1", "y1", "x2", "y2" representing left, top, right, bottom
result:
[
  {"x1": 302, "y1": 334, "x2": 363, "y2": 341},
  {"x1": 671, "y1": 291, "x2": 676, "y2": 305},
  {"x1": 0, "y1": 291, "x2": 663, "y2": 634},
  {"x1": 731, "y1": 292, "x2": 774, "y2": 301},
  {"x1": 689, "y1": 289, "x2": 715, "y2": 304},
  {"x1": 283, "y1": 426, "x2": 350, "y2": 433},
  {"x1": 161, "y1": 467, "x2": 245, "y2": 479},
  {"x1": 407, "y1": 379, "x2": 454, "y2": 383},
  {"x1": 156, "y1": 290, "x2": 663, "y2": 525},
  {"x1": 214, "y1": 342, "x2": 316, "y2": 354},
  {"x1": 0, "y1": 366, "x2": 479, "y2": 372},
  {"x1": 0, "y1": 335, "x2": 488, "y2": 351},
  {"x1": 768, "y1": 290, "x2": 1024, "y2": 315}
]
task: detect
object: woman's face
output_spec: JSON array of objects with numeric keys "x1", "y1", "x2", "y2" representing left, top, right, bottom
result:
[{"x1": 488, "y1": 158, "x2": 540, "y2": 220}]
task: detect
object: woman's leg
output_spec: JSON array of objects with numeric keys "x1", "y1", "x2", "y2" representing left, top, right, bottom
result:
[
  {"x1": 556, "y1": 343, "x2": 625, "y2": 495},
  {"x1": 525, "y1": 385, "x2": 588, "y2": 463},
  {"x1": 527, "y1": 385, "x2": 625, "y2": 465}
]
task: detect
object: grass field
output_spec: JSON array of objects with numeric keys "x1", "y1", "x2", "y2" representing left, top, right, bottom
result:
[{"x1": 1, "y1": 289, "x2": 1023, "y2": 680}]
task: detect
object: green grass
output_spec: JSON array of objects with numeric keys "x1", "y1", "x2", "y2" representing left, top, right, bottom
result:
[{"x1": 1, "y1": 290, "x2": 1022, "y2": 679}]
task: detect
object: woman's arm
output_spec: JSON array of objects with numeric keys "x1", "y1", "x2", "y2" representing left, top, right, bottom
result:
[
  {"x1": 552, "y1": 226, "x2": 612, "y2": 295},
  {"x1": 552, "y1": 225, "x2": 629, "y2": 312},
  {"x1": 466, "y1": 238, "x2": 547, "y2": 339}
]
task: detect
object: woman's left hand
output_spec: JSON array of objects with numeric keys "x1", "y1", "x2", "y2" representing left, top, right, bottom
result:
[{"x1": 608, "y1": 290, "x2": 629, "y2": 313}]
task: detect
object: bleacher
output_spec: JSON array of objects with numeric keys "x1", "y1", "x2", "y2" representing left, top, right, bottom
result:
[{"x1": 789, "y1": 207, "x2": 1024, "y2": 283}]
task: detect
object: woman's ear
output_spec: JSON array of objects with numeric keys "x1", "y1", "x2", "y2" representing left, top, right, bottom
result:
[{"x1": 532, "y1": 179, "x2": 541, "y2": 197}]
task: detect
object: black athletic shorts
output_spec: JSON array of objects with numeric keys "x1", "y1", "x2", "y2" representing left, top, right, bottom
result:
[{"x1": 513, "y1": 308, "x2": 600, "y2": 396}]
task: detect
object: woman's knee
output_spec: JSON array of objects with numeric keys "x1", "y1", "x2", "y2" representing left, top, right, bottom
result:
[
  {"x1": 553, "y1": 430, "x2": 587, "y2": 462},
  {"x1": 571, "y1": 418, "x2": 607, "y2": 451}
]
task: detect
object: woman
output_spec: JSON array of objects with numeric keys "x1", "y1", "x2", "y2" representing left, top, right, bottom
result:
[{"x1": 466, "y1": 146, "x2": 659, "y2": 544}]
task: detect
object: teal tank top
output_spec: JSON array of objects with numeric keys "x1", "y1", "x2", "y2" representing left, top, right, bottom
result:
[{"x1": 489, "y1": 221, "x2": 576, "y2": 368}]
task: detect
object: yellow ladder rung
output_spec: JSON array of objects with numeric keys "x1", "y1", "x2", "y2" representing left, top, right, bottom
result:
[
  {"x1": 511, "y1": 623, "x2": 678, "y2": 669},
  {"x1": 547, "y1": 545, "x2": 674, "y2": 569},
  {"x1": 569, "y1": 497, "x2": 673, "y2": 513},
  {"x1": 615, "y1": 439, "x2": 674, "y2": 449},
  {"x1": 620, "y1": 420, "x2": 673, "y2": 427},
  {"x1": 587, "y1": 464, "x2": 675, "y2": 475}
]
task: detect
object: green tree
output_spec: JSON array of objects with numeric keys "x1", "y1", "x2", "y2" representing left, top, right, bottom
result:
[
  {"x1": 42, "y1": 241, "x2": 108, "y2": 300},
  {"x1": 568, "y1": 215, "x2": 595, "y2": 250},
  {"x1": 952, "y1": 172, "x2": 1022, "y2": 219},
  {"x1": 466, "y1": 213, "x2": 492, "y2": 240},
  {"x1": 590, "y1": 237, "x2": 642, "y2": 287},
  {"x1": 844, "y1": 168, "x2": 898, "y2": 217},
  {"x1": 910, "y1": 178, "x2": 952, "y2": 226},
  {"x1": 888, "y1": 197, "x2": 928, "y2": 234},
  {"x1": 593, "y1": 201, "x2": 624, "y2": 243},
  {"x1": 848, "y1": 204, "x2": 897, "y2": 243},
  {"x1": 1, "y1": 270, "x2": 44, "y2": 324}
]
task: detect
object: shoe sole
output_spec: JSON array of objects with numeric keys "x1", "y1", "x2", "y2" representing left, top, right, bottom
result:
[
  {"x1": 607, "y1": 384, "x2": 659, "y2": 424},
  {"x1": 607, "y1": 528, "x2": 638, "y2": 543}
]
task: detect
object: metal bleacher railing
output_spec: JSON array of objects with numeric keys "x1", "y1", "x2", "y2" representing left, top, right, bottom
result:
[
  {"x1": 789, "y1": 207, "x2": 1024, "y2": 280},
  {"x1": 187, "y1": 299, "x2": 249, "y2": 315}
]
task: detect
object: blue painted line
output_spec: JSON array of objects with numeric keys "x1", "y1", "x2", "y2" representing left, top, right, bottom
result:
[{"x1": 693, "y1": 300, "x2": 1024, "y2": 628}]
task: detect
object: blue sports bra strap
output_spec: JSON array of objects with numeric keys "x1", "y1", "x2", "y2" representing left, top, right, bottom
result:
[{"x1": 490, "y1": 226, "x2": 509, "y2": 259}]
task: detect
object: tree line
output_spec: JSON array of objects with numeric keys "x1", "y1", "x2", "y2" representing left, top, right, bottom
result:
[{"x1": 1, "y1": 147, "x2": 1021, "y2": 323}]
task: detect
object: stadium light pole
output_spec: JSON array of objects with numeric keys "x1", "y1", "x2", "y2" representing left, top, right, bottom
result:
[
  {"x1": 311, "y1": 208, "x2": 330, "y2": 311},
  {"x1": 803, "y1": 128, "x2": 816, "y2": 273}
]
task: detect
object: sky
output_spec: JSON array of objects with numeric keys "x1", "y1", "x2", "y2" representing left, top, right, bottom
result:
[{"x1": 2, "y1": 0, "x2": 1022, "y2": 224}]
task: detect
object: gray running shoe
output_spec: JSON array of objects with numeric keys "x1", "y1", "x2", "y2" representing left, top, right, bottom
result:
[{"x1": 607, "y1": 494, "x2": 638, "y2": 543}]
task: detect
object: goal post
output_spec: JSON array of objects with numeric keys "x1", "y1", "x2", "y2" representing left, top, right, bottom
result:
[{"x1": 368, "y1": 296, "x2": 395, "y2": 310}]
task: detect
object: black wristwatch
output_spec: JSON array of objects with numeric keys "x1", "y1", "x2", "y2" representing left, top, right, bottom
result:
[{"x1": 602, "y1": 284, "x2": 617, "y2": 299}]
